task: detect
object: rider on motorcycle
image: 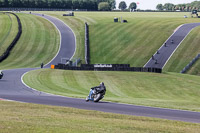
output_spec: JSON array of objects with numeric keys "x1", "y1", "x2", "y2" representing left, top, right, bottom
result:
[
  {"x1": 86, "y1": 82, "x2": 106, "y2": 102},
  {"x1": 0, "y1": 70, "x2": 3, "y2": 79}
]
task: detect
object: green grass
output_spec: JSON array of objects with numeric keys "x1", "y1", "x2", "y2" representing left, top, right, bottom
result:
[
  {"x1": 0, "y1": 13, "x2": 60, "y2": 70},
  {"x1": 0, "y1": 101, "x2": 199, "y2": 133},
  {"x1": 164, "y1": 26, "x2": 200, "y2": 74},
  {"x1": 23, "y1": 69, "x2": 200, "y2": 112},
  {"x1": 0, "y1": 13, "x2": 18, "y2": 55},
  {"x1": 186, "y1": 59, "x2": 200, "y2": 75},
  {"x1": 34, "y1": 12, "x2": 200, "y2": 68},
  {"x1": 86, "y1": 12, "x2": 200, "y2": 66}
]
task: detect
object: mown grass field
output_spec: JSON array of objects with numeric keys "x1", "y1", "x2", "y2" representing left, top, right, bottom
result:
[
  {"x1": 0, "y1": 13, "x2": 60, "y2": 70},
  {"x1": 36, "y1": 12, "x2": 200, "y2": 73},
  {"x1": 24, "y1": 69, "x2": 200, "y2": 112},
  {"x1": 0, "y1": 101, "x2": 199, "y2": 133},
  {"x1": 0, "y1": 13, "x2": 18, "y2": 55}
]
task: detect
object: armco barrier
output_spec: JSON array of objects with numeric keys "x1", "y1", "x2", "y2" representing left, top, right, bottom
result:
[
  {"x1": 180, "y1": 54, "x2": 200, "y2": 73},
  {"x1": 55, "y1": 64, "x2": 162, "y2": 73},
  {"x1": 0, "y1": 12, "x2": 22, "y2": 62}
]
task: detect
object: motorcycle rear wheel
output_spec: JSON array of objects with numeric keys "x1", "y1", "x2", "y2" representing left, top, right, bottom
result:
[{"x1": 93, "y1": 93, "x2": 102, "y2": 102}]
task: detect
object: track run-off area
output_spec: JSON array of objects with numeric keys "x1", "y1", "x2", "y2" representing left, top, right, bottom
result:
[{"x1": 0, "y1": 13, "x2": 200, "y2": 123}]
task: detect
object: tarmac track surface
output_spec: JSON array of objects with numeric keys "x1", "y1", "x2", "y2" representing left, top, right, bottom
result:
[
  {"x1": 144, "y1": 23, "x2": 200, "y2": 69},
  {"x1": 0, "y1": 14, "x2": 200, "y2": 123}
]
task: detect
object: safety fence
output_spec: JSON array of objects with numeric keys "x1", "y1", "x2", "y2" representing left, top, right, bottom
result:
[
  {"x1": 85, "y1": 22, "x2": 90, "y2": 64},
  {"x1": 0, "y1": 12, "x2": 22, "y2": 62},
  {"x1": 180, "y1": 54, "x2": 200, "y2": 73},
  {"x1": 55, "y1": 64, "x2": 162, "y2": 73}
]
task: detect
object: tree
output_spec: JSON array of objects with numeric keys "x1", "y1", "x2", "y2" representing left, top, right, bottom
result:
[
  {"x1": 119, "y1": 1, "x2": 127, "y2": 11},
  {"x1": 129, "y1": 2, "x2": 137, "y2": 12},
  {"x1": 109, "y1": 0, "x2": 116, "y2": 10},
  {"x1": 156, "y1": 4, "x2": 163, "y2": 11},
  {"x1": 163, "y1": 3, "x2": 174, "y2": 11},
  {"x1": 98, "y1": 2, "x2": 110, "y2": 11}
]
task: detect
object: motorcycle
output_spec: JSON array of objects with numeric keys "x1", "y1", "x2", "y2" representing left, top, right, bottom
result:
[
  {"x1": 0, "y1": 71, "x2": 3, "y2": 79},
  {"x1": 86, "y1": 87, "x2": 106, "y2": 102}
]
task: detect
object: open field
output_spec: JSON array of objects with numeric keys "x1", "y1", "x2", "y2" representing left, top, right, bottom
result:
[
  {"x1": 0, "y1": 101, "x2": 199, "y2": 133},
  {"x1": 0, "y1": 13, "x2": 60, "y2": 70},
  {"x1": 23, "y1": 69, "x2": 200, "y2": 112},
  {"x1": 0, "y1": 13, "x2": 18, "y2": 55}
]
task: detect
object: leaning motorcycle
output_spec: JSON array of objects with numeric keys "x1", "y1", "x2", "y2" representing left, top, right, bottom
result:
[
  {"x1": 86, "y1": 87, "x2": 106, "y2": 102},
  {"x1": 0, "y1": 71, "x2": 3, "y2": 79}
]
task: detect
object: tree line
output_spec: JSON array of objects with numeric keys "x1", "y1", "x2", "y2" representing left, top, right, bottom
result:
[
  {"x1": 156, "y1": 1, "x2": 200, "y2": 11},
  {"x1": 0, "y1": 0, "x2": 116, "y2": 11},
  {"x1": 118, "y1": 1, "x2": 137, "y2": 11}
]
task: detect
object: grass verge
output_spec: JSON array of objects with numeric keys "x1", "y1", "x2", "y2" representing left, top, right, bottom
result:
[
  {"x1": 23, "y1": 69, "x2": 200, "y2": 112},
  {"x1": 0, "y1": 101, "x2": 199, "y2": 133}
]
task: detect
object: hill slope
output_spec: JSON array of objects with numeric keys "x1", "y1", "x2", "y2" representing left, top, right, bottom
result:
[
  {"x1": 0, "y1": 13, "x2": 18, "y2": 56},
  {"x1": 0, "y1": 13, "x2": 60, "y2": 69}
]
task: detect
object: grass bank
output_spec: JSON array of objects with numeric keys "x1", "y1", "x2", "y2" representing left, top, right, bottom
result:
[
  {"x1": 0, "y1": 101, "x2": 199, "y2": 133},
  {"x1": 0, "y1": 13, "x2": 60, "y2": 70},
  {"x1": 0, "y1": 13, "x2": 18, "y2": 55},
  {"x1": 23, "y1": 69, "x2": 200, "y2": 112},
  {"x1": 35, "y1": 12, "x2": 200, "y2": 69}
]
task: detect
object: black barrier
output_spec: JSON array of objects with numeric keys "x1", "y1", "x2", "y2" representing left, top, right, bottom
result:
[
  {"x1": 0, "y1": 12, "x2": 22, "y2": 62},
  {"x1": 85, "y1": 23, "x2": 90, "y2": 64},
  {"x1": 55, "y1": 64, "x2": 162, "y2": 73}
]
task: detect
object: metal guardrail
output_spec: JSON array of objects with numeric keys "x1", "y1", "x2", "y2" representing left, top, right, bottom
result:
[{"x1": 180, "y1": 54, "x2": 200, "y2": 73}]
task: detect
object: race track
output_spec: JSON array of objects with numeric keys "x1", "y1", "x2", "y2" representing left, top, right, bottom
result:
[
  {"x1": 144, "y1": 23, "x2": 200, "y2": 69},
  {"x1": 0, "y1": 13, "x2": 200, "y2": 123}
]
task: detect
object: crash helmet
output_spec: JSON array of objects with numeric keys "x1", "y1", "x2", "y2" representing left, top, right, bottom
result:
[{"x1": 100, "y1": 82, "x2": 104, "y2": 86}]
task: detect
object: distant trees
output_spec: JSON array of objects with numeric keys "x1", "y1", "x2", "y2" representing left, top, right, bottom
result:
[
  {"x1": 129, "y1": 2, "x2": 137, "y2": 12},
  {"x1": 98, "y1": 2, "x2": 110, "y2": 11},
  {"x1": 118, "y1": 1, "x2": 127, "y2": 11},
  {"x1": 156, "y1": 4, "x2": 163, "y2": 11},
  {"x1": 163, "y1": 3, "x2": 174, "y2": 11},
  {"x1": 156, "y1": 1, "x2": 200, "y2": 11},
  {"x1": 0, "y1": 0, "x2": 116, "y2": 11}
]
